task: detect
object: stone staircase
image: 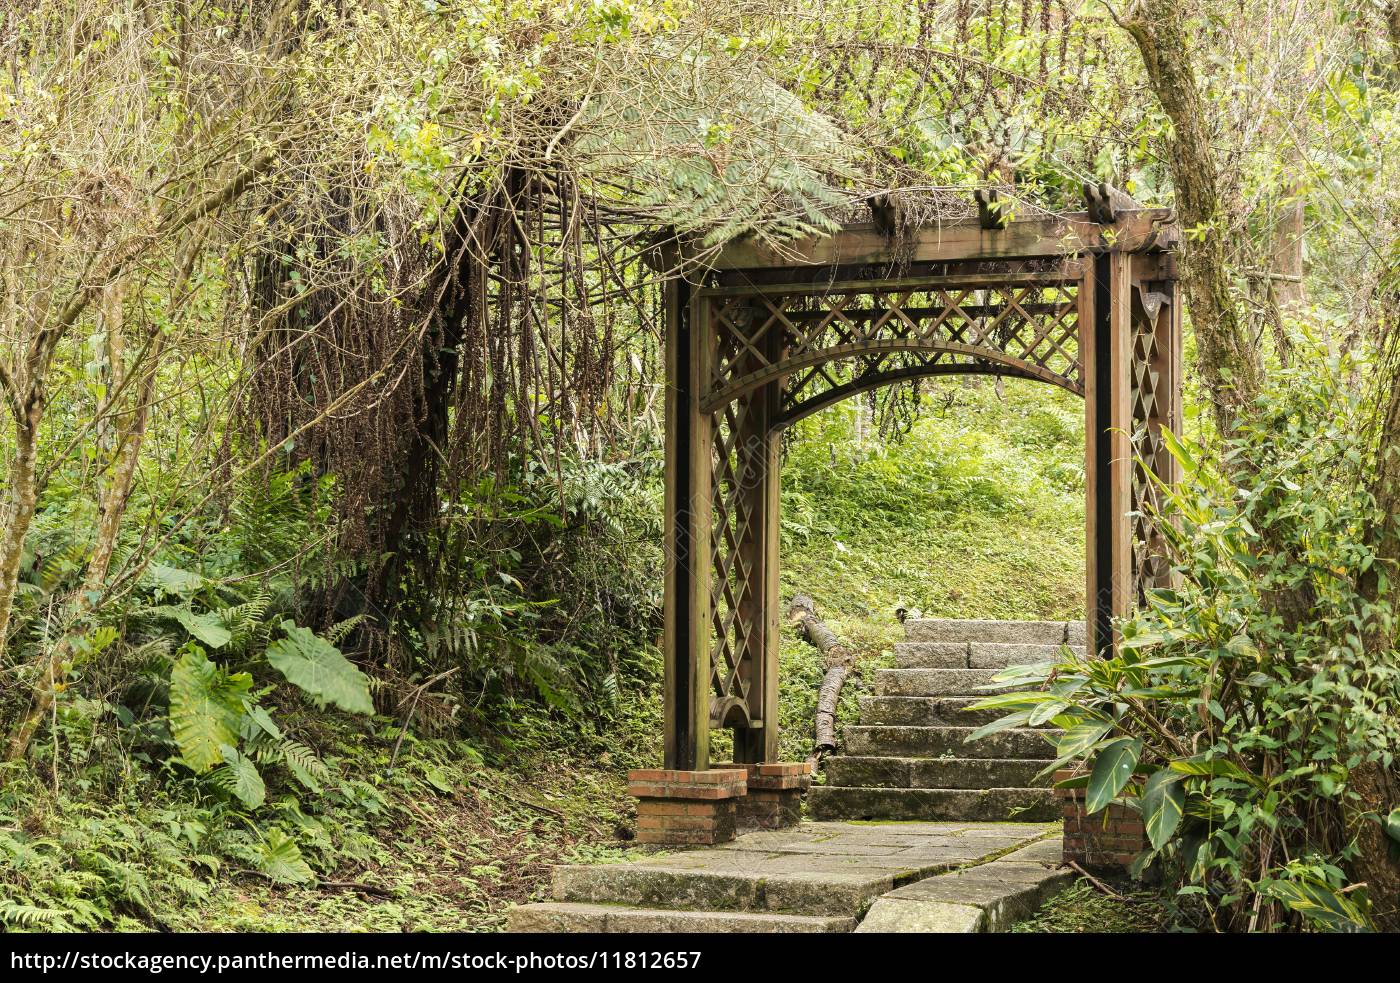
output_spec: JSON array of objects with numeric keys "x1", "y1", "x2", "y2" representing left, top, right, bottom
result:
[
  {"x1": 506, "y1": 821, "x2": 1060, "y2": 933},
  {"x1": 807, "y1": 618, "x2": 1084, "y2": 823}
]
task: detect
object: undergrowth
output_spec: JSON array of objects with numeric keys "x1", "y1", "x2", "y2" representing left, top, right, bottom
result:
[
  {"x1": 1011, "y1": 878, "x2": 1173, "y2": 933},
  {"x1": 0, "y1": 376, "x2": 1087, "y2": 932}
]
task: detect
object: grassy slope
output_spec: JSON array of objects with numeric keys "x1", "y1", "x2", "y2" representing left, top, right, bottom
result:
[
  {"x1": 781, "y1": 378, "x2": 1085, "y2": 627},
  {"x1": 199, "y1": 735, "x2": 651, "y2": 932}
]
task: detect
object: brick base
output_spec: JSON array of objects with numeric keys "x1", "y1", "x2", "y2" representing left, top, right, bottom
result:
[
  {"x1": 1053, "y1": 769, "x2": 1147, "y2": 871},
  {"x1": 715, "y1": 762, "x2": 812, "y2": 830},
  {"x1": 628, "y1": 769, "x2": 747, "y2": 846}
]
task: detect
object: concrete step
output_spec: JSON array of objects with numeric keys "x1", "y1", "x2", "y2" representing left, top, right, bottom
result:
[
  {"x1": 859, "y1": 696, "x2": 1055, "y2": 728},
  {"x1": 894, "y1": 641, "x2": 1084, "y2": 670},
  {"x1": 970, "y1": 642, "x2": 1082, "y2": 669},
  {"x1": 856, "y1": 841, "x2": 1073, "y2": 933},
  {"x1": 893, "y1": 641, "x2": 969, "y2": 669},
  {"x1": 807, "y1": 786, "x2": 1058, "y2": 823},
  {"x1": 551, "y1": 861, "x2": 878, "y2": 917},
  {"x1": 875, "y1": 668, "x2": 1005, "y2": 697},
  {"x1": 507, "y1": 902, "x2": 855, "y2": 933},
  {"x1": 904, "y1": 618, "x2": 1080, "y2": 646},
  {"x1": 1068, "y1": 620, "x2": 1087, "y2": 647},
  {"x1": 844, "y1": 725, "x2": 1054, "y2": 759},
  {"x1": 825, "y1": 756, "x2": 1049, "y2": 790}
]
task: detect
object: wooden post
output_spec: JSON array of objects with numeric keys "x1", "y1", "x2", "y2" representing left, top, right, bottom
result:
[
  {"x1": 663, "y1": 278, "x2": 711, "y2": 771},
  {"x1": 1083, "y1": 251, "x2": 1134, "y2": 656},
  {"x1": 1108, "y1": 252, "x2": 1135, "y2": 635}
]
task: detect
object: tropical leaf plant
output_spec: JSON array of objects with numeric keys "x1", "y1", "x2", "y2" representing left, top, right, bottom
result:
[
  {"x1": 1086, "y1": 737, "x2": 1141, "y2": 813},
  {"x1": 1142, "y1": 769, "x2": 1186, "y2": 850},
  {"x1": 968, "y1": 355, "x2": 1400, "y2": 932},
  {"x1": 211, "y1": 745, "x2": 266, "y2": 809},
  {"x1": 252, "y1": 830, "x2": 314, "y2": 885},
  {"x1": 265, "y1": 622, "x2": 373, "y2": 714},
  {"x1": 146, "y1": 604, "x2": 232, "y2": 650},
  {"x1": 168, "y1": 646, "x2": 251, "y2": 772}
]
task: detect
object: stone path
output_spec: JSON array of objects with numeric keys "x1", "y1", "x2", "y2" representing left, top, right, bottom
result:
[
  {"x1": 507, "y1": 820, "x2": 1068, "y2": 933},
  {"x1": 809, "y1": 618, "x2": 1084, "y2": 822}
]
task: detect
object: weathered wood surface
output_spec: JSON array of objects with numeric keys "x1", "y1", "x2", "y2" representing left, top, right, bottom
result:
[
  {"x1": 787, "y1": 594, "x2": 854, "y2": 766},
  {"x1": 683, "y1": 209, "x2": 1177, "y2": 272}
]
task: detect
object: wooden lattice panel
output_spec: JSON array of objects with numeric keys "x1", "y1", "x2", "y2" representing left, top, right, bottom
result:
[
  {"x1": 701, "y1": 276, "x2": 1083, "y2": 428},
  {"x1": 708, "y1": 398, "x2": 758, "y2": 726},
  {"x1": 1128, "y1": 284, "x2": 1176, "y2": 602}
]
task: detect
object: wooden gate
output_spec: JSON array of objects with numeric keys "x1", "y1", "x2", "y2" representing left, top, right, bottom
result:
[{"x1": 660, "y1": 201, "x2": 1181, "y2": 771}]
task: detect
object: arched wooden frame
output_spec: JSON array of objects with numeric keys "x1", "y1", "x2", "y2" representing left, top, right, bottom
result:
[{"x1": 661, "y1": 209, "x2": 1182, "y2": 770}]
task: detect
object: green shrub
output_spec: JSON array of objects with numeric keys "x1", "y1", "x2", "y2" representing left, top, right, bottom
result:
[{"x1": 973, "y1": 352, "x2": 1400, "y2": 932}]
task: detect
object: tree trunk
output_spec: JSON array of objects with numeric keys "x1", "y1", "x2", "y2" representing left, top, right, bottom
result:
[
  {"x1": 6, "y1": 376, "x2": 165, "y2": 762},
  {"x1": 1269, "y1": 189, "x2": 1306, "y2": 312},
  {"x1": 7, "y1": 289, "x2": 164, "y2": 763},
  {"x1": 0, "y1": 387, "x2": 44, "y2": 666},
  {"x1": 1266, "y1": 183, "x2": 1306, "y2": 365},
  {"x1": 85, "y1": 283, "x2": 159, "y2": 595},
  {"x1": 787, "y1": 594, "x2": 854, "y2": 766},
  {"x1": 1118, "y1": 0, "x2": 1265, "y2": 438},
  {"x1": 1347, "y1": 759, "x2": 1400, "y2": 929}
]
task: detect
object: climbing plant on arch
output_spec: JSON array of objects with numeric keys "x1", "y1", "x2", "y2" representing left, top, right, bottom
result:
[{"x1": 659, "y1": 197, "x2": 1182, "y2": 772}]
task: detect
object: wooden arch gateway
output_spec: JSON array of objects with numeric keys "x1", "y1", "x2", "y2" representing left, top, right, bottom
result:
[{"x1": 660, "y1": 199, "x2": 1182, "y2": 773}]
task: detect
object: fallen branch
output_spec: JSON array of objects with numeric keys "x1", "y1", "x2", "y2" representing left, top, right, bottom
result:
[
  {"x1": 788, "y1": 594, "x2": 855, "y2": 770},
  {"x1": 1067, "y1": 860, "x2": 1138, "y2": 904}
]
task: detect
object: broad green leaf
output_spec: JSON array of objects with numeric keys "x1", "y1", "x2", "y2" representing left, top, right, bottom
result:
[
  {"x1": 966, "y1": 691, "x2": 1059, "y2": 712},
  {"x1": 1118, "y1": 632, "x2": 1166, "y2": 650},
  {"x1": 149, "y1": 604, "x2": 231, "y2": 649},
  {"x1": 1087, "y1": 737, "x2": 1141, "y2": 813},
  {"x1": 423, "y1": 766, "x2": 454, "y2": 794},
  {"x1": 255, "y1": 830, "x2": 314, "y2": 885},
  {"x1": 1260, "y1": 878, "x2": 1370, "y2": 932},
  {"x1": 1028, "y1": 699, "x2": 1070, "y2": 726},
  {"x1": 1056, "y1": 719, "x2": 1114, "y2": 759},
  {"x1": 244, "y1": 705, "x2": 282, "y2": 741},
  {"x1": 1130, "y1": 655, "x2": 1208, "y2": 669},
  {"x1": 216, "y1": 744, "x2": 266, "y2": 809},
  {"x1": 266, "y1": 622, "x2": 373, "y2": 714},
  {"x1": 1121, "y1": 685, "x2": 1198, "y2": 698},
  {"x1": 168, "y1": 647, "x2": 251, "y2": 773},
  {"x1": 145, "y1": 563, "x2": 205, "y2": 596},
  {"x1": 1384, "y1": 808, "x2": 1400, "y2": 845},
  {"x1": 966, "y1": 709, "x2": 1034, "y2": 742},
  {"x1": 1142, "y1": 769, "x2": 1187, "y2": 849},
  {"x1": 1169, "y1": 755, "x2": 1262, "y2": 787}
]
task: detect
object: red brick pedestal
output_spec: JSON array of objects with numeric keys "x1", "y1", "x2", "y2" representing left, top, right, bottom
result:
[
  {"x1": 627, "y1": 768, "x2": 748, "y2": 846},
  {"x1": 716, "y1": 762, "x2": 812, "y2": 830},
  {"x1": 1054, "y1": 769, "x2": 1147, "y2": 871}
]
